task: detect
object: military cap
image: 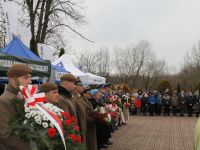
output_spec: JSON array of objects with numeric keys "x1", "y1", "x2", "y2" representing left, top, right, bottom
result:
[
  {"x1": 83, "y1": 87, "x2": 91, "y2": 93},
  {"x1": 39, "y1": 82, "x2": 58, "y2": 93},
  {"x1": 7, "y1": 64, "x2": 32, "y2": 78},
  {"x1": 75, "y1": 77, "x2": 82, "y2": 85},
  {"x1": 60, "y1": 74, "x2": 77, "y2": 82}
]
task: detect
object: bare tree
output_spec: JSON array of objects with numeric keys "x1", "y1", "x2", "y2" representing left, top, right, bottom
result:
[
  {"x1": 95, "y1": 47, "x2": 112, "y2": 77},
  {"x1": 140, "y1": 58, "x2": 166, "y2": 90},
  {"x1": 75, "y1": 47, "x2": 112, "y2": 76},
  {"x1": 75, "y1": 49, "x2": 100, "y2": 73},
  {"x1": 184, "y1": 41, "x2": 200, "y2": 69},
  {"x1": 177, "y1": 41, "x2": 200, "y2": 89},
  {"x1": 17, "y1": 0, "x2": 92, "y2": 54},
  {"x1": 114, "y1": 40, "x2": 152, "y2": 87}
]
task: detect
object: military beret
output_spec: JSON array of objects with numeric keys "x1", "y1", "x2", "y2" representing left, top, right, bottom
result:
[
  {"x1": 39, "y1": 82, "x2": 58, "y2": 93},
  {"x1": 7, "y1": 64, "x2": 32, "y2": 78},
  {"x1": 60, "y1": 74, "x2": 77, "y2": 82}
]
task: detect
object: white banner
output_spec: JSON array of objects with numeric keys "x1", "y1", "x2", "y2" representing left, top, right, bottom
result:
[{"x1": 1, "y1": 0, "x2": 19, "y2": 43}]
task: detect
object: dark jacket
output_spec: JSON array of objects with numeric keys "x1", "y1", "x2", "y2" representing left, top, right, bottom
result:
[
  {"x1": 57, "y1": 85, "x2": 77, "y2": 119},
  {"x1": 72, "y1": 92, "x2": 87, "y2": 144},
  {"x1": 83, "y1": 97, "x2": 97, "y2": 150}
]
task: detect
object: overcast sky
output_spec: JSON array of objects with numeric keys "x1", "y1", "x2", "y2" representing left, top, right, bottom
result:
[{"x1": 68, "y1": 0, "x2": 200, "y2": 72}]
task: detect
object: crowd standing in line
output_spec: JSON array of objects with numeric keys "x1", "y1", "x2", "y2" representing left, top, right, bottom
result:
[
  {"x1": 0, "y1": 64, "x2": 129, "y2": 150},
  {"x1": 2, "y1": 64, "x2": 200, "y2": 150}
]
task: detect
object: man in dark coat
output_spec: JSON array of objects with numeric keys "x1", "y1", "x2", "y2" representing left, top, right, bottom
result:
[
  {"x1": 72, "y1": 80, "x2": 88, "y2": 145},
  {"x1": 82, "y1": 88, "x2": 98, "y2": 150},
  {"x1": 186, "y1": 91, "x2": 193, "y2": 117},
  {"x1": 163, "y1": 93, "x2": 171, "y2": 116},
  {"x1": 57, "y1": 74, "x2": 78, "y2": 119},
  {"x1": 89, "y1": 89, "x2": 112, "y2": 149},
  {"x1": 141, "y1": 92, "x2": 148, "y2": 115},
  {"x1": 193, "y1": 90, "x2": 200, "y2": 117},
  {"x1": 0, "y1": 64, "x2": 32, "y2": 150},
  {"x1": 178, "y1": 90, "x2": 187, "y2": 116}
]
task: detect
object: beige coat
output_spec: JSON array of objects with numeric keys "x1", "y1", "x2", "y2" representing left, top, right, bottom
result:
[
  {"x1": 57, "y1": 85, "x2": 78, "y2": 119},
  {"x1": 0, "y1": 84, "x2": 30, "y2": 150},
  {"x1": 72, "y1": 93, "x2": 87, "y2": 144}
]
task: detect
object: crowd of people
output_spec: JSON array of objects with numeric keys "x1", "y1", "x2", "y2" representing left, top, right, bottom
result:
[
  {"x1": 126, "y1": 89, "x2": 200, "y2": 117},
  {"x1": 2, "y1": 64, "x2": 200, "y2": 150},
  {"x1": 0, "y1": 64, "x2": 129, "y2": 150}
]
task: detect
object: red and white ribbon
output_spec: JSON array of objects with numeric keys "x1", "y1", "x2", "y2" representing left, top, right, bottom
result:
[
  {"x1": 20, "y1": 85, "x2": 46, "y2": 106},
  {"x1": 19, "y1": 85, "x2": 66, "y2": 150}
]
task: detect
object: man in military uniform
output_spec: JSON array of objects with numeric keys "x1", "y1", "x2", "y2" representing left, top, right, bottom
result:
[
  {"x1": 72, "y1": 79, "x2": 88, "y2": 144},
  {"x1": 82, "y1": 87, "x2": 97, "y2": 150},
  {"x1": 39, "y1": 82, "x2": 59, "y2": 104},
  {"x1": 57, "y1": 74, "x2": 78, "y2": 119},
  {"x1": 0, "y1": 64, "x2": 32, "y2": 150}
]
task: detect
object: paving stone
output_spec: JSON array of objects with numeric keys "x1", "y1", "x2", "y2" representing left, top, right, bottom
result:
[{"x1": 105, "y1": 116, "x2": 198, "y2": 150}]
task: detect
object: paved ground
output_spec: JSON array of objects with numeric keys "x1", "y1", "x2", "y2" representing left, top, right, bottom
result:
[{"x1": 106, "y1": 116, "x2": 198, "y2": 150}]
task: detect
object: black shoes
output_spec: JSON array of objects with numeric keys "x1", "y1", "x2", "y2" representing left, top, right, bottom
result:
[
  {"x1": 105, "y1": 141, "x2": 113, "y2": 145},
  {"x1": 99, "y1": 145, "x2": 108, "y2": 149}
]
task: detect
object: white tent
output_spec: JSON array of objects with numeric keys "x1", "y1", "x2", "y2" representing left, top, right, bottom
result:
[
  {"x1": 86, "y1": 73, "x2": 106, "y2": 85},
  {"x1": 52, "y1": 54, "x2": 106, "y2": 84}
]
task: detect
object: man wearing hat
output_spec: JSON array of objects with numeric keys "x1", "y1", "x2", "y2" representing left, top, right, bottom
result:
[
  {"x1": 98, "y1": 83, "x2": 115, "y2": 139},
  {"x1": 57, "y1": 74, "x2": 78, "y2": 119},
  {"x1": 0, "y1": 64, "x2": 32, "y2": 150},
  {"x1": 82, "y1": 88, "x2": 97, "y2": 150},
  {"x1": 72, "y1": 79, "x2": 88, "y2": 145},
  {"x1": 39, "y1": 82, "x2": 59, "y2": 104},
  {"x1": 97, "y1": 83, "x2": 112, "y2": 106},
  {"x1": 89, "y1": 89, "x2": 113, "y2": 149}
]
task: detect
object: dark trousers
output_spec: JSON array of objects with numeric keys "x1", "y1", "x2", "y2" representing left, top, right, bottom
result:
[
  {"x1": 149, "y1": 104, "x2": 155, "y2": 115},
  {"x1": 179, "y1": 104, "x2": 187, "y2": 116},
  {"x1": 164, "y1": 103, "x2": 170, "y2": 115},
  {"x1": 141, "y1": 103, "x2": 148, "y2": 115},
  {"x1": 156, "y1": 104, "x2": 162, "y2": 116},
  {"x1": 96, "y1": 123, "x2": 110, "y2": 147},
  {"x1": 172, "y1": 106, "x2": 177, "y2": 116},
  {"x1": 187, "y1": 104, "x2": 193, "y2": 116}
]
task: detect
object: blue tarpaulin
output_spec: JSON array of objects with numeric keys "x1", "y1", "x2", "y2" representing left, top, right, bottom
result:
[
  {"x1": 1, "y1": 37, "x2": 42, "y2": 61},
  {"x1": 51, "y1": 64, "x2": 70, "y2": 73}
]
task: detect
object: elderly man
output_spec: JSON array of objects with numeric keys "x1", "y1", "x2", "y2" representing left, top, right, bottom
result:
[
  {"x1": 57, "y1": 74, "x2": 78, "y2": 119},
  {"x1": 72, "y1": 79, "x2": 88, "y2": 144},
  {"x1": 97, "y1": 83, "x2": 112, "y2": 105},
  {"x1": 82, "y1": 87, "x2": 98, "y2": 150},
  {"x1": 0, "y1": 64, "x2": 32, "y2": 150}
]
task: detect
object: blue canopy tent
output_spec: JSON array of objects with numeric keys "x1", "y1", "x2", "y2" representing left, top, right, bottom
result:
[
  {"x1": 51, "y1": 64, "x2": 70, "y2": 84},
  {"x1": 1, "y1": 37, "x2": 42, "y2": 61},
  {"x1": 0, "y1": 37, "x2": 51, "y2": 83},
  {"x1": 51, "y1": 64, "x2": 69, "y2": 73}
]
